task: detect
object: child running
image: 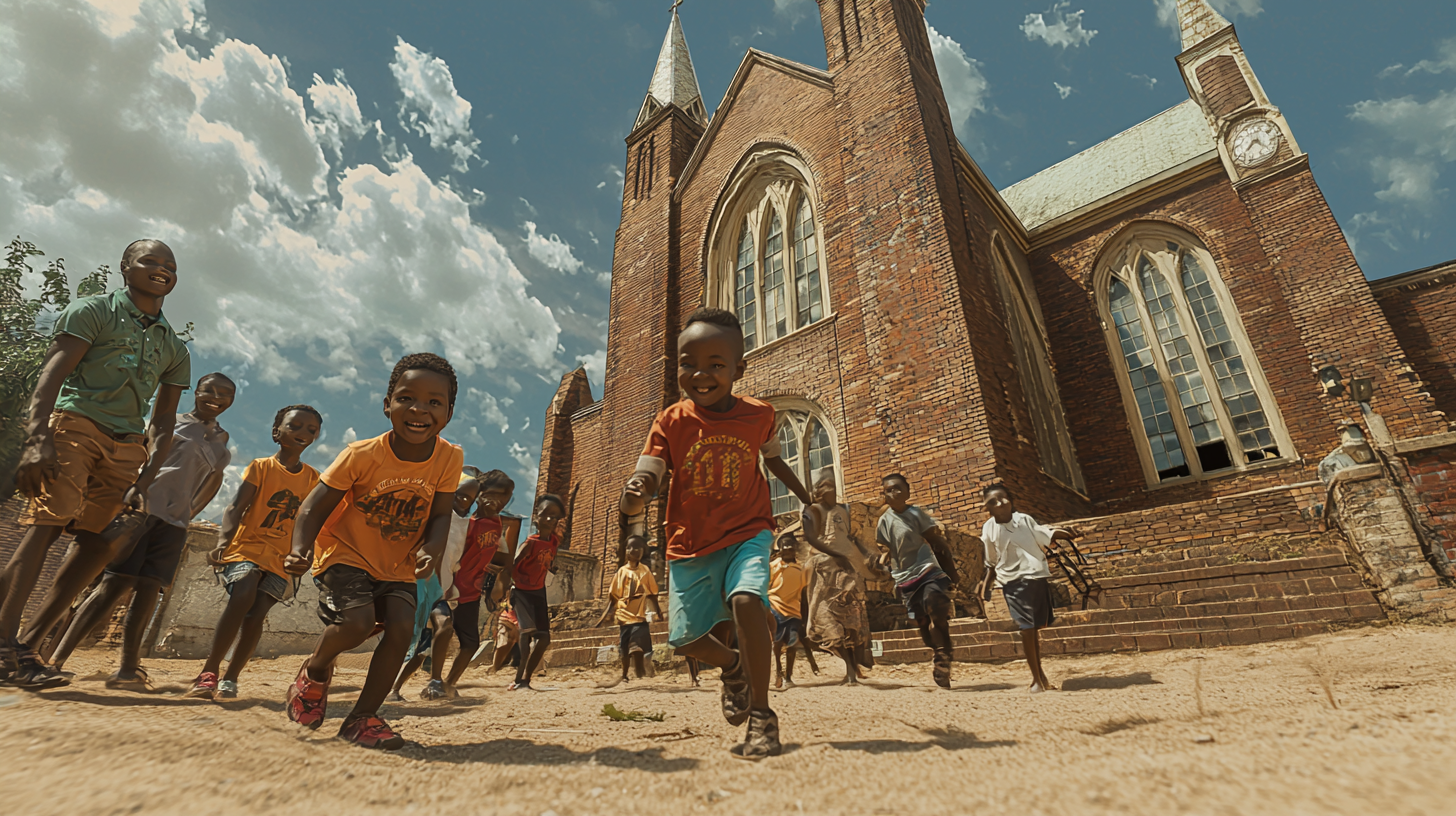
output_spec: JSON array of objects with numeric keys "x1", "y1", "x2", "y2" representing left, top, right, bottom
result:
[
  {"x1": 978, "y1": 483, "x2": 1080, "y2": 694},
  {"x1": 486, "y1": 595, "x2": 520, "y2": 675},
  {"x1": 595, "y1": 536, "x2": 661, "y2": 684},
  {"x1": 184, "y1": 405, "x2": 322, "y2": 699},
  {"x1": 507, "y1": 493, "x2": 565, "y2": 690},
  {"x1": 800, "y1": 467, "x2": 876, "y2": 685},
  {"x1": 619, "y1": 307, "x2": 811, "y2": 759},
  {"x1": 874, "y1": 473, "x2": 962, "y2": 689},
  {"x1": 768, "y1": 534, "x2": 807, "y2": 689},
  {"x1": 283, "y1": 353, "x2": 464, "y2": 749}
]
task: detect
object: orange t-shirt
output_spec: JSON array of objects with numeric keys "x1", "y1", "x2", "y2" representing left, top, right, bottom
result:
[
  {"x1": 312, "y1": 433, "x2": 465, "y2": 582},
  {"x1": 220, "y1": 456, "x2": 320, "y2": 578},
  {"x1": 640, "y1": 396, "x2": 779, "y2": 560}
]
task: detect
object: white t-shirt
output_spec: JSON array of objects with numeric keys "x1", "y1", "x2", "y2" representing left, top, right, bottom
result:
[{"x1": 980, "y1": 512, "x2": 1058, "y2": 586}]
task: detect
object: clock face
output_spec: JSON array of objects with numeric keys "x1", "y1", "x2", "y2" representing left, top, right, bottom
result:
[{"x1": 1231, "y1": 119, "x2": 1281, "y2": 167}]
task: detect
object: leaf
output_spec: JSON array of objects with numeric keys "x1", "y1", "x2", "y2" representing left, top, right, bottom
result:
[{"x1": 601, "y1": 703, "x2": 666, "y2": 722}]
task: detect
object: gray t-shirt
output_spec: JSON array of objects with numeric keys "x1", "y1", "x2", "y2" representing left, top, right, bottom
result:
[
  {"x1": 875, "y1": 505, "x2": 943, "y2": 587},
  {"x1": 146, "y1": 413, "x2": 231, "y2": 527}
]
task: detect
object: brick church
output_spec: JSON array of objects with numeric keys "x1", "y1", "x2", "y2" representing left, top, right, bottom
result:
[{"x1": 536, "y1": 0, "x2": 1456, "y2": 656}]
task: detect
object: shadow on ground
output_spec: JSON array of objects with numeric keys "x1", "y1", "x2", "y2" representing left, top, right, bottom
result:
[
  {"x1": 1061, "y1": 672, "x2": 1159, "y2": 691},
  {"x1": 827, "y1": 725, "x2": 1015, "y2": 753},
  {"x1": 398, "y1": 739, "x2": 704, "y2": 771}
]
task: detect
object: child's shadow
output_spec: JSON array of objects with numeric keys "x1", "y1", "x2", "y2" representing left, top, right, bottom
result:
[
  {"x1": 399, "y1": 738, "x2": 702, "y2": 772},
  {"x1": 34, "y1": 689, "x2": 209, "y2": 708},
  {"x1": 385, "y1": 699, "x2": 489, "y2": 718},
  {"x1": 828, "y1": 725, "x2": 1014, "y2": 754},
  {"x1": 1060, "y1": 672, "x2": 1159, "y2": 691}
]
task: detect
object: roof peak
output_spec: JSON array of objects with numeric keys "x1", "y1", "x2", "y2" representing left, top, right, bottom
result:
[
  {"x1": 634, "y1": 9, "x2": 708, "y2": 131},
  {"x1": 1177, "y1": 0, "x2": 1232, "y2": 50}
]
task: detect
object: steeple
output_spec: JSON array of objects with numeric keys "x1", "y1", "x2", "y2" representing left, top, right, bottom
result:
[
  {"x1": 633, "y1": 9, "x2": 709, "y2": 131},
  {"x1": 1176, "y1": 0, "x2": 1231, "y2": 50}
]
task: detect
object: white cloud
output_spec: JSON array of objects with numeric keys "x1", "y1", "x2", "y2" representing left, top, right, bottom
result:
[
  {"x1": 466, "y1": 386, "x2": 512, "y2": 433},
  {"x1": 1129, "y1": 73, "x2": 1158, "y2": 90},
  {"x1": 0, "y1": 0, "x2": 561, "y2": 392},
  {"x1": 1349, "y1": 91, "x2": 1456, "y2": 208},
  {"x1": 1154, "y1": 0, "x2": 1262, "y2": 37},
  {"x1": 308, "y1": 70, "x2": 368, "y2": 160},
  {"x1": 389, "y1": 37, "x2": 480, "y2": 172},
  {"x1": 576, "y1": 348, "x2": 606, "y2": 395},
  {"x1": 1054, "y1": 82, "x2": 1075, "y2": 100},
  {"x1": 1021, "y1": 3, "x2": 1097, "y2": 49},
  {"x1": 925, "y1": 24, "x2": 989, "y2": 140},
  {"x1": 508, "y1": 441, "x2": 537, "y2": 487},
  {"x1": 772, "y1": 0, "x2": 812, "y2": 24},
  {"x1": 523, "y1": 221, "x2": 585, "y2": 275},
  {"x1": 1384, "y1": 37, "x2": 1456, "y2": 78}
]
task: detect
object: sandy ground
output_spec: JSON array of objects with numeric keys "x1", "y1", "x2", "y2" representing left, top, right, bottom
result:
[{"x1": 2, "y1": 624, "x2": 1455, "y2": 816}]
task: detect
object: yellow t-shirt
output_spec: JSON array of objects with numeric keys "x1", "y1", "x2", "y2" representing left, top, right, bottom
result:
[
  {"x1": 610, "y1": 562, "x2": 660, "y2": 625},
  {"x1": 312, "y1": 433, "x2": 464, "y2": 582},
  {"x1": 769, "y1": 558, "x2": 806, "y2": 619},
  {"x1": 220, "y1": 456, "x2": 320, "y2": 578}
]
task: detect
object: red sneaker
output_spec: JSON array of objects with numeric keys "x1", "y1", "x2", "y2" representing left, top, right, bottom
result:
[
  {"x1": 338, "y1": 715, "x2": 405, "y2": 750},
  {"x1": 286, "y1": 662, "x2": 331, "y2": 729},
  {"x1": 184, "y1": 671, "x2": 219, "y2": 700}
]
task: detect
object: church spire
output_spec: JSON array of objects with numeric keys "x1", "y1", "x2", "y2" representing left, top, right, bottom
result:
[
  {"x1": 633, "y1": 8, "x2": 709, "y2": 131},
  {"x1": 1176, "y1": 0, "x2": 1232, "y2": 51}
]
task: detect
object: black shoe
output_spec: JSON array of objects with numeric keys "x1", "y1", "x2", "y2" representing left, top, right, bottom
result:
[
  {"x1": 731, "y1": 708, "x2": 782, "y2": 760},
  {"x1": 0, "y1": 640, "x2": 17, "y2": 685},
  {"x1": 720, "y1": 660, "x2": 750, "y2": 726},
  {"x1": 12, "y1": 645, "x2": 69, "y2": 690},
  {"x1": 932, "y1": 649, "x2": 953, "y2": 689}
]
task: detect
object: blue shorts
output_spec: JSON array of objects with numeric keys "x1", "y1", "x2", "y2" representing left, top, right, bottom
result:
[
  {"x1": 405, "y1": 573, "x2": 449, "y2": 661},
  {"x1": 667, "y1": 530, "x2": 773, "y2": 648},
  {"x1": 221, "y1": 561, "x2": 290, "y2": 602},
  {"x1": 771, "y1": 609, "x2": 802, "y2": 647}
]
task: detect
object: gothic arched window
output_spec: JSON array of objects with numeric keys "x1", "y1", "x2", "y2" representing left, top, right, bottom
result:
[
  {"x1": 766, "y1": 408, "x2": 839, "y2": 515},
  {"x1": 1098, "y1": 228, "x2": 1290, "y2": 485},
  {"x1": 990, "y1": 238, "x2": 1083, "y2": 491}
]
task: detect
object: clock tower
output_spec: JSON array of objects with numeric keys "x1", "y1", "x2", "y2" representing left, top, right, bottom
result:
[{"x1": 1174, "y1": 0, "x2": 1301, "y2": 186}]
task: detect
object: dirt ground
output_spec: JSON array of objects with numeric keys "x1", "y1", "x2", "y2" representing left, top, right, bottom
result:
[{"x1": 3, "y1": 624, "x2": 1455, "y2": 816}]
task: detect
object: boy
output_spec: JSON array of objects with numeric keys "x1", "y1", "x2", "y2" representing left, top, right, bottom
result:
[
  {"x1": 978, "y1": 483, "x2": 1080, "y2": 694},
  {"x1": 874, "y1": 473, "x2": 961, "y2": 689},
  {"x1": 185, "y1": 404, "x2": 323, "y2": 699},
  {"x1": 619, "y1": 307, "x2": 810, "y2": 760},
  {"x1": 507, "y1": 494, "x2": 565, "y2": 690},
  {"x1": 1, "y1": 239, "x2": 191, "y2": 689},
  {"x1": 283, "y1": 353, "x2": 464, "y2": 749},
  {"x1": 391, "y1": 469, "x2": 519, "y2": 700},
  {"x1": 48, "y1": 373, "x2": 236, "y2": 687},
  {"x1": 768, "y1": 534, "x2": 807, "y2": 689},
  {"x1": 595, "y1": 536, "x2": 661, "y2": 684}
]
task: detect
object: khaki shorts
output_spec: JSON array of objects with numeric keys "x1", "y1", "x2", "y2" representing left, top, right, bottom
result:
[{"x1": 20, "y1": 411, "x2": 147, "y2": 533}]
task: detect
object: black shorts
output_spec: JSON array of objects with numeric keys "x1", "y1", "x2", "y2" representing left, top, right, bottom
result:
[
  {"x1": 314, "y1": 565, "x2": 416, "y2": 627},
  {"x1": 511, "y1": 587, "x2": 550, "y2": 634},
  {"x1": 1002, "y1": 577, "x2": 1056, "y2": 630},
  {"x1": 900, "y1": 572, "x2": 951, "y2": 621},
  {"x1": 105, "y1": 516, "x2": 188, "y2": 585},
  {"x1": 619, "y1": 621, "x2": 653, "y2": 657},
  {"x1": 453, "y1": 599, "x2": 482, "y2": 656}
]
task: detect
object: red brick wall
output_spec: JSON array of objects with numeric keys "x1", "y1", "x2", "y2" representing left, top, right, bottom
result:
[
  {"x1": 1407, "y1": 444, "x2": 1456, "y2": 564},
  {"x1": 1196, "y1": 56, "x2": 1253, "y2": 118},
  {"x1": 1372, "y1": 262, "x2": 1456, "y2": 420}
]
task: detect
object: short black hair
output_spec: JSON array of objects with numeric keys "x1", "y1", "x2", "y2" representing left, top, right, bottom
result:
[
  {"x1": 198, "y1": 372, "x2": 235, "y2": 390},
  {"x1": 881, "y1": 473, "x2": 909, "y2": 487},
  {"x1": 981, "y1": 482, "x2": 1013, "y2": 499},
  {"x1": 683, "y1": 307, "x2": 742, "y2": 334},
  {"x1": 476, "y1": 469, "x2": 514, "y2": 492},
  {"x1": 386, "y1": 352, "x2": 458, "y2": 409},
  {"x1": 273, "y1": 404, "x2": 322, "y2": 434},
  {"x1": 535, "y1": 492, "x2": 566, "y2": 514}
]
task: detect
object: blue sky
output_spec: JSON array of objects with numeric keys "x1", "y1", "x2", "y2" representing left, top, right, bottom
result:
[{"x1": 1, "y1": 0, "x2": 1453, "y2": 519}]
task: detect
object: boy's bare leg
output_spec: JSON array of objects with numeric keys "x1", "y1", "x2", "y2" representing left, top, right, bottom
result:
[
  {"x1": 391, "y1": 653, "x2": 427, "y2": 698},
  {"x1": 619, "y1": 648, "x2": 631, "y2": 681},
  {"x1": 516, "y1": 629, "x2": 551, "y2": 685},
  {"x1": 351, "y1": 595, "x2": 414, "y2": 720},
  {"x1": 784, "y1": 643, "x2": 797, "y2": 685},
  {"x1": 837, "y1": 647, "x2": 858, "y2": 685},
  {"x1": 773, "y1": 642, "x2": 784, "y2": 689},
  {"x1": 632, "y1": 650, "x2": 648, "y2": 678},
  {"x1": 673, "y1": 620, "x2": 737, "y2": 669},
  {"x1": 16, "y1": 530, "x2": 130, "y2": 648},
  {"x1": 444, "y1": 645, "x2": 474, "y2": 689},
  {"x1": 1021, "y1": 628, "x2": 1054, "y2": 692},
  {"x1": 729, "y1": 593, "x2": 772, "y2": 711},
  {"x1": 427, "y1": 616, "x2": 454, "y2": 683},
  {"x1": 50, "y1": 573, "x2": 136, "y2": 671},
  {"x1": 0, "y1": 525, "x2": 66, "y2": 641},
  {"x1": 117, "y1": 578, "x2": 163, "y2": 678},
  {"x1": 201, "y1": 572, "x2": 262, "y2": 677},
  {"x1": 488, "y1": 636, "x2": 515, "y2": 673},
  {"x1": 304, "y1": 606, "x2": 376, "y2": 683},
  {"x1": 800, "y1": 635, "x2": 820, "y2": 675},
  {"x1": 221, "y1": 593, "x2": 278, "y2": 683}
]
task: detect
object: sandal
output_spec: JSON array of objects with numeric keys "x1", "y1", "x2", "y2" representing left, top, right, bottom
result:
[
  {"x1": 286, "y1": 662, "x2": 331, "y2": 729},
  {"x1": 731, "y1": 708, "x2": 782, "y2": 760},
  {"x1": 720, "y1": 659, "x2": 750, "y2": 726},
  {"x1": 184, "y1": 671, "x2": 219, "y2": 699},
  {"x1": 932, "y1": 649, "x2": 953, "y2": 689},
  {"x1": 419, "y1": 679, "x2": 447, "y2": 700},
  {"x1": 104, "y1": 667, "x2": 152, "y2": 692},
  {"x1": 338, "y1": 714, "x2": 405, "y2": 750}
]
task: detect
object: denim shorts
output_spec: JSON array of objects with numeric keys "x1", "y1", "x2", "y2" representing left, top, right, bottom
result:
[
  {"x1": 666, "y1": 529, "x2": 772, "y2": 649},
  {"x1": 222, "y1": 560, "x2": 290, "y2": 601}
]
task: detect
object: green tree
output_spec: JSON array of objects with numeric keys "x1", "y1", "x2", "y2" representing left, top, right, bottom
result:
[{"x1": 0, "y1": 238, "x2": 114, "y2": 502}]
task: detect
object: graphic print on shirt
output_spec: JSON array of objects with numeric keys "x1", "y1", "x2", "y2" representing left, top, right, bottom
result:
[
  {"x1": 681, "y1": 434, "x2": 754, "y2": 502},
  {"x1": 353, "y1": 478, "x2": 433, "y2": 542},
  {"x1": 471, "y1": 525, "x2": 501, "y2": 552},
  {"x1": 260, "y1": 488, "x2": 303, "y2": 531}
]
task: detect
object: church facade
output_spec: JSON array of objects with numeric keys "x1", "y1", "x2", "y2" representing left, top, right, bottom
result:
[{"x1": 536, "y1": 0, "x2": 1456, "y2": 617}]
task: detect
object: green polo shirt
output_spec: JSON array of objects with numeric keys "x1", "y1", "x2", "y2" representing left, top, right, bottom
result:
[{"x1": 52, "y1": 289, "x2": 192, "y2": 436}]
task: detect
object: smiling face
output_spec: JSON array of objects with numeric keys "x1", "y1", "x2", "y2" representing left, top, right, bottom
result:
[
  {"x1": 192, "y1": 376, "x2": 235, "y2": 422},
  {"x1": 273, "y1": 408, "x2": 321, "y2": 454},
  {"x1": 121, "y1": 240, "x2": 178, "y2": 299},
  {"x1": 534, "y1": 498, "x2": 565, "y2": 537},
  {"x1": 983, "y1": 487, "x2": 1015, "y2": 523},
  {"x1": 383, "y1": 368, "x2": 453, "y2": 446},
  {"x1": 882, "y1": 476, "x2": 910, "y2": 513},
  {"x1": 776, "y1": 537, "x2": 798, "y2": 563},
  {"x1": 474, "y1": 485, "x2": 513, "y2": 519},
  {"x1": 453, "y1": 480, "x2": 482, "y2": 517},
  {"x1": 677, "y1": 321, "x2": 745, "y2": 412}
]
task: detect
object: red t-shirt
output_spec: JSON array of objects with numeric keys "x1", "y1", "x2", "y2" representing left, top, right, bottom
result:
[
  {"x1": 452, "y1": 515, "x2": 502, "y2": 603},
  {"x1": 513, "y1": 533, "x2": 559, "y2": 591},
  {"x1": 640, "y1": 396, "x2": 779, "y2": 561}
]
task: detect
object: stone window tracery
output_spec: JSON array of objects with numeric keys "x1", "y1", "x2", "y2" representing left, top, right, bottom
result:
[
  {"x1": 1098, "y1": 227, "x2": 1289, "y2": 485},
  {"x1": 766, "y1": 407, "x2": 839, "y2": 516}
]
